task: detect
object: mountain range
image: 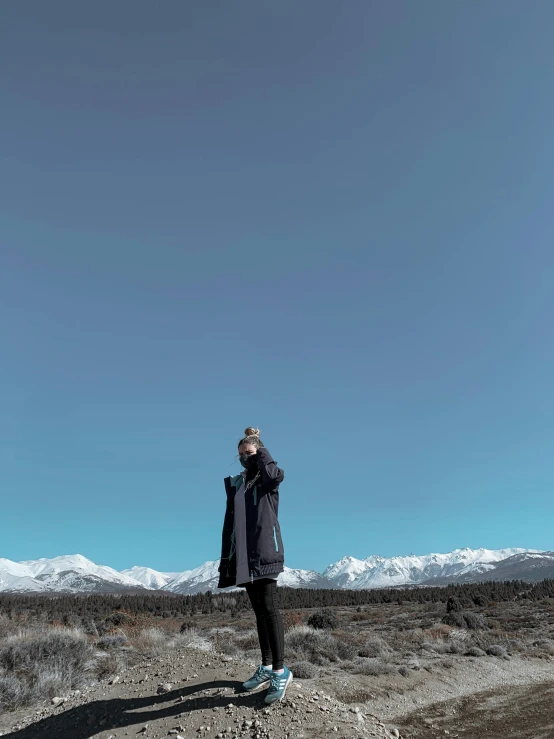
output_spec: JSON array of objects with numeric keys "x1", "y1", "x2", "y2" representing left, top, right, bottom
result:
[{"x1": 1, "y1": 547, "x2": 553, "y2": 595}]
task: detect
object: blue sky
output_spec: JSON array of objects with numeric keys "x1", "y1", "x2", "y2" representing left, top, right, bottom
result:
[{"x1": 2, "y1": 1, "x2": 553, "y2": 574}]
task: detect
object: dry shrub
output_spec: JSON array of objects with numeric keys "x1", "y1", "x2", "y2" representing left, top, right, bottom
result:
[
  {"x1": 0, "y1": 628, "x2": 95, "y2": 711},
  {"x1": 96, "y1": 634, "x2": 128, "y2": 650},
  {"x1": 358, "y1": 635, "x2": 393, "y2": 659},
  {"x1": 307, "y1": 609, "x2": 338, "y2": 631},
  {"x1": 0, "y1": 675, "x2": 28, "y2": 712},
  {"x1": 119, "y1": 612, "x2": 159, "y2": 641},
  {"x1": 289, "y1": 661, "x2": 317, "y2": 679},
  {"x1": 421, "y1": 635, "x2": 464, "y2": 654},
  {"x1": 336, "y1": 640, "x2": 358, "y2": 660},
  {"x1": 533, "y1": 639, "x2": 554, "y2": 656},
  {"x1": 233, "y1": 629, "x2": 260, "y2": 651},
  {"x1": 283, "y1": 612, "x2": 304, "y2": 631},
  {"x1": 168, "y1": 628, "x2": 213, "y2": 652},
  {"x1": 486, "y1": 644, "x2": 509, "y2": 658},
  {"x1": 211, "y1": 631, "x2": 240, "y2": 656},
  {"x1": 465, "y1": 646, "x2": 486, "y2": 657},
  {"x1": 0, "y1": 616, "x2": 21, "y2": 641},
  {"x1": 285, "y1": 625, "x2": 341, "y2": 665},
  {"x1": 442, "y1": 611, "x2": 487, "y2": 630},
  {"x1": 428, "y1": 624, "x2": 454, "y2": 639},
  {"x1": 131, "y1": 627, "x2": 170, "y2": 656},
  {"x1": 352, "y1": 657, "x2": 395, "y2": 676},
  {"x1": 93, "y1": 650, "x2": 124, "y2": 681}
]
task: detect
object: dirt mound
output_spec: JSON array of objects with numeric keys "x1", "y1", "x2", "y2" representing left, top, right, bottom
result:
[{"x1": 0, "y1": 649, "x2": 401, "y2": 739}]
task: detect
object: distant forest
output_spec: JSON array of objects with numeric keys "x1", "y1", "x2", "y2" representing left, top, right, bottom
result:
[{"x1": 1, "y1": 579, "x2": 553, "y2": 630}]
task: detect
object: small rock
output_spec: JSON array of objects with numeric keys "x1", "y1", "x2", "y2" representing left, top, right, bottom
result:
[
  {"x1": 391, "y1": 730, "x2": 400, "y2": 738},
  {"x1": 157, "y1": 682, "x2": 173, "y2": 694},
  {"x1": 51, "y1": 697, "x2": 65, "y2": 706},
  {"x1": 108, "y1": 675, "x2": 120, "y2": 685}
]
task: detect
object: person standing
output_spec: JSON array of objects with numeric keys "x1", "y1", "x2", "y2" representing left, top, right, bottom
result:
[{"x1": 217, "y1": 427, "x2": 293, "y2": 704}]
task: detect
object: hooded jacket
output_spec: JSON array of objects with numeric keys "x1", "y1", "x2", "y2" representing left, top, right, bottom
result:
[{"x1": 217, "y1": 447, "x2": 285, "y2": 589}]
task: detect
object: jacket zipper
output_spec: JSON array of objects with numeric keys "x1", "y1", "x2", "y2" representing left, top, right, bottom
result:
[
  {"x1": 253, "y1": 486, "x2": 257, "y2": 505},
  {"x1": 273, "y1": 525, "x2": 279, "y2": 552}
]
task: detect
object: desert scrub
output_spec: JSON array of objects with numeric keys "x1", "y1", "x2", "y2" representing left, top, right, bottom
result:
[
  {"x1": 352, "y1": 657, "x2": 395, "y2": 676},
  {"x1": 421, "y1": 634, "x2": 465, "y2": 655},
  {"x1": 307, "y1": 608, "x2": 338, "y2": 630},
  {"x1": 282, "y1": 611, "x2": 304, "y2": 630},
  {"x1": 168, "y1": 627, "x2": 212, "y2": 652},
  {"x1": 0, "y1": 628, "x2": 95, "y2": 712},
  {"x1": 358, "y1": 635, "x2": 393, "y2": 659},
  {"x1": 285, "y1": 625, "x2": 342, "y2": 665},
  {"x1": 465, "y1": 646, "x2": 486, "y2": 657},
  {"x1": 96, "y1": 634, "x2": 128, "y2": 650},
  {"x1": 532, "y1": 639, "x2": 554, "y2": 656},
  {"x1": 486, "y1": 644, "x2": 509, "y2": 659},
  {"x1": 288, "y1": 661, "x2": 317, "y2": 679},
  {"x1": 233, "y1": 629, "x2": 260, "y2": 652},
  {"x1": 442, "y1": 611, "x2": 487, "y2": 630},
  {"x1": 131, "y1": 627, "x2": 170, "y2": 656}
]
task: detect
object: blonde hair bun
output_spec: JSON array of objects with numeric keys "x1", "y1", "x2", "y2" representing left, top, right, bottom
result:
[{"x1": 244, "y1": 427, "x2": 260, "y2": 438}]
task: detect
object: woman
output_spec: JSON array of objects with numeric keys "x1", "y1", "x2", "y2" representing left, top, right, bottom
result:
[{"x1": 217, "y1": 427, "x2": 293, "y2": 705}]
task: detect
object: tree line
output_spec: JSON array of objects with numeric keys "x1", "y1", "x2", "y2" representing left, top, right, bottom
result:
[{"x1": 1, "y1": 578, "x2": 552, "y2": 627}]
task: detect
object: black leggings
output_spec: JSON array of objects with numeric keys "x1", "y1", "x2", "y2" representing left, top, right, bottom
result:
[{"x1": 244, "y1": 578, "x2": 285, "y2": 671}]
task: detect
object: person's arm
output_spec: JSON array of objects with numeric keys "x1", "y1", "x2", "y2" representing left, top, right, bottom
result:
[{"x1": 256, "y1": 447, "x2": 284, "y2": 487}]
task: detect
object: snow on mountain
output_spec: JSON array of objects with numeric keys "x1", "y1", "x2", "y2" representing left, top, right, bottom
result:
[
  {"x1": 120, "y1": 566, "x2": 180, "y2": 590},
  {"x1": 163, "y1": 560, "x2": 222, "y2": 594},
  {"x1": 0, "y1": 558, "x2": 44, "y2": 592},
  {"x1": 276, "y1": 566, "x2": 330, "y2": 589},
  {"x1": 426, "y1": 551, "x2": 554, "y2": 585},
  {"x1": 0, "y1": 548, "x2": 546, "y2": 594},
  {"x1": 322, "y1": 548, "x2": 540, "y2": 589},
  {"x1": 0, "y1": 554, "x2": 147, "y2": 593}
]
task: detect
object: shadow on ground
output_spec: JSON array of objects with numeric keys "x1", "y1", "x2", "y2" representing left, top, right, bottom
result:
[{"x1": 4, "y1": 679, "x2": 267, "y2": 739}]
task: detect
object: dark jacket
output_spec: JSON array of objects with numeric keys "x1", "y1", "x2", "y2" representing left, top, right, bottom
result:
[{"x1": 217, "y1": 447, "x2": 285, "y2": 589}]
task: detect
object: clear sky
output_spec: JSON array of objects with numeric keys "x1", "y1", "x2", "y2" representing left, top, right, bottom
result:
[{"x1": 2, "y1": 1, "x2": 553, "y2": 575}]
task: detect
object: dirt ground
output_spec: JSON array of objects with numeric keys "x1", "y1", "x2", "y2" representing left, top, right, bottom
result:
[
  {"x1": 0, "y1": 648, "x2": 399, "y2": 739},
  {"x1": 1, "y1": 645, "x2": 553, "y2": 739},
  {"x1": 397, "y1": 681, "x2": 554, "y2": 739}
]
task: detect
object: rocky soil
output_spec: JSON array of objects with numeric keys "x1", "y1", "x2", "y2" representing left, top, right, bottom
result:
[
  {"x1": 0, "y1": 649, "x2": 401, "y2": 739},
  {"x1": 1, "y1": 644, "x2": 554, "y2": 739}
]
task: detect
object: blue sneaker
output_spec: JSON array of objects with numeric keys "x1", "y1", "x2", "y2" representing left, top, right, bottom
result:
[
  {"x1": 242, "y1": 664, "x2": 273, "y2": 691},
  {"x1": 264, "y1": 665, "x2": 293, "y2": 704}
]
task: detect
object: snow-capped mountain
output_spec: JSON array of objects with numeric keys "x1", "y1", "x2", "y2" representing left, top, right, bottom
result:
[
  {"x1": 322, "y1": 547, "x2": 538, "y2": 589},
  {"x1": 0, "y1": 548, "x2": 546, "y2": 594},
  {"x1": 423, "y1": 550, "x2": 554, "y2": 585},
  {"x1": 0, "y1": 554, "x2": 145, "y2": 593},
  {"x1": 160, "y1": 562, "x2": 327, "y2": 595},
  {"x1": 120, "y1": 566, "x2": 181, "y2": 590}
]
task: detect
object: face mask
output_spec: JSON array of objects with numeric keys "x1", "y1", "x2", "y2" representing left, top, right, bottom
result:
[{"x1": 239, "y1": 453, "x2": 257, "y2": 470}]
